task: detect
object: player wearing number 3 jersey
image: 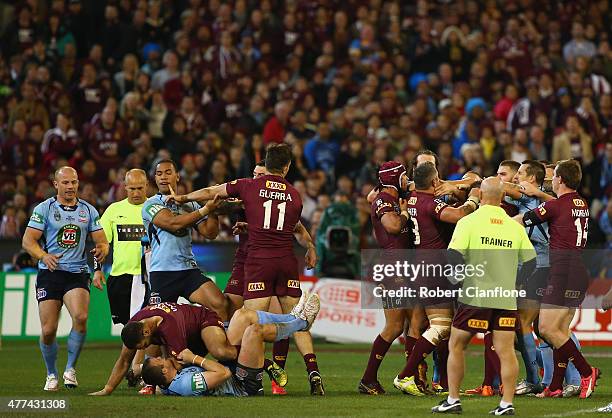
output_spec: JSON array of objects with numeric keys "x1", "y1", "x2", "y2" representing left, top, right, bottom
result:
[
  {"x1": 518, "y1": 159, "x2": 599, "y2": 399},
  {"x1": 167, "y1": 144, "x2": 325, "y2": 395}
]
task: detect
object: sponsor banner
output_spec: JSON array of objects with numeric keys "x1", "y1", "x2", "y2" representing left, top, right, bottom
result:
[
  {"x1": 0, "y1": 272, "x2": 230, "y2": 341},
  {"x1": 307, "y1": 277, "x2": 612, "y2": 346},
  {"x1": 308, "y1": 278, "x2": 386, "y2": 343}
]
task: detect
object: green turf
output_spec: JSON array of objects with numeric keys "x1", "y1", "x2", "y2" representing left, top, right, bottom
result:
[{"x1": 0, "y1": 341, "x2": 609, "y2": 417}]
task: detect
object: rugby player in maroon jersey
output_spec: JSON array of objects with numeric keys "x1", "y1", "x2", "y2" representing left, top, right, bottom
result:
[
  {"x1": 518, "y1": 159, "x2": 599, "y2": 398},
  {"x1": 358, "y1": 161, "x2": 417, "y2": 395},
  {"x1": 226, "y1": 160, "x2": 317, "y2": 395},
  {"x1": 394, "y1": 162, "x2": 479, "y2": 396},
  {"x1": 165, "y1": 144, "x2": 324, "y2": 395}
]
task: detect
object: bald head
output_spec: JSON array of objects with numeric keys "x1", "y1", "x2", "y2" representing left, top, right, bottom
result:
[
  {"x1": 124, "y1": 169, "x2": 148, "y2": 205},
  {"x1": 480, "y1": 176, "x2": 504, "y2": 205},
  {"x1": 125, "y1": 169, "x2": 147, "y2": 184},
  {"x1": 54, "y1": 166, "x2": 78, "y2": 180},
  {"x1": 53, "y1": 166, "x2": 79, "y2": 204}
]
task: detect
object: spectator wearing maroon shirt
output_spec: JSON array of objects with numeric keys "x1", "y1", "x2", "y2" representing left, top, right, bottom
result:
[
  {"x1": 41, "y1": 113, "x2": 81, "y2": 173},
  {"x1": 87, "y1": 106, "x2": 128, "y2": 172},
  {"x1": 71, "y1": 62, "x2": 108, "y2": 128},
  {"x1": 552, "y1": 114, "x2": 594, "y2": 166},
  {"x1": 263, "y1": 101, "x2": 291, "y2": 144}
]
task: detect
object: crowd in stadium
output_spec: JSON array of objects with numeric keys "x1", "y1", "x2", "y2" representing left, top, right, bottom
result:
[{"x1": 0, "y1": 0, "x2": 609, "y2": 249}]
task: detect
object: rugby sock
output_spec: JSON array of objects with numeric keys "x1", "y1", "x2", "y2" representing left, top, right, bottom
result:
[
  {"x1": 432, "y1": 349, "x2": 440, "y2": 383},
  {"x1": 39, "y1": 340, "x2": 58, "y2": 376},
  {"x1": 274, "y1": 318, "x2": 307, "y2": 341},
  {"x1": 535, "y1": 345, "x2": 543, "y2": 368},
  {"x1": 404, "y1": 335, "x2": 417, "y2": 359},
  {"x1": 549, "y1": 348, "x2": 567, "y2": 392},
  {"x1": 437, "y1": 340, "x2": 449, "y2": 389},
  {"x1": 521, "y1": 332, "x2": 540, "y2": 384},
  {"x1": 398, "y1": 337, "x2": 435, "y2": 379},
  {"x1": 273, "y1": 338, "x2": 290, "y2": 369},
  {"x1": 362, "y1": 335, "x2": 392, "y2": 383},
  {"x1": 303, "y1": 353, "x2": 319, "y2": 374},
  {"x1": 565, "y1": 333, "x2": 581, "y2": 386},
  {"x1": 558, "y1": 338, "x2": 591, "y2": 377},
  {"x1": 539, "y1": 341, "x2": 553, "y2": 387},
  {"x1": 66, "y1": 330, "x2": 86, "y2": 370},
  {"x1": 483, "y1": 333, "x2": 500, "y2": 387},
  {"x1": 256, "y1": 311, "x2": 299, "y2": 325}
]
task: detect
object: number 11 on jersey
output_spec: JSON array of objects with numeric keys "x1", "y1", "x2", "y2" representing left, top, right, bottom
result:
[{"x1": 263, "y1": 200, "x2": 286, "y2": 230}]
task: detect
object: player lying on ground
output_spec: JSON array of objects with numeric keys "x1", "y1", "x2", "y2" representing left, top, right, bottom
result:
[
  {"x1": 140, "y1": 293, "x2": 321, "y2": 396},
  {"x1": 90, "y1": 292, "x2": 319, "y2": 395}
]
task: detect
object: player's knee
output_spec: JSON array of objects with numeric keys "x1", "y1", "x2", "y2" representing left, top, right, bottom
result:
[
  {"x1": 40, "y1": 324, "x2": 58, "y2": 342},
  {"x1": 243, "y1": 324, "x2": 263, "y2": 342},
  {"x1": 72, "y1": 311, "x2": 88, "y2": 327},
  {"x1": 233, "y1": 307, "x2": 256, "y2": 325},
  {"x1": 381, "y1": 321, "x2": 403, "y2": 340},
  {"x1": 423, "y1": 321, "x2": 451, "y2": 345}
]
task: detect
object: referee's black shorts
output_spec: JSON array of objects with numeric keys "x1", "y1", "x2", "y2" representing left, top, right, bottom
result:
[{"x1": 106, "y1": 274, "x2": 148, "y2": 325}]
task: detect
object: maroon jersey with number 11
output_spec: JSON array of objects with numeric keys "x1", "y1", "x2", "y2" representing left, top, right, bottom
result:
[{"x1": 226, "y1": 174, "x2": 302, "y2": 258}]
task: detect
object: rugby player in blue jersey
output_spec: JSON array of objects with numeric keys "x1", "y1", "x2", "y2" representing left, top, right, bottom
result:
[
  {"x1": 22, "y1": 167, "x2": 110, "y2": 391},
  {"x1": 141, "y1": 159, "x2": 228, "y2": 321}
]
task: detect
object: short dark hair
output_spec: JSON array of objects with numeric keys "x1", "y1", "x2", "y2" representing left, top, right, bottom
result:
[
  {"x1": 413, "y1": 162, "x2": 438, "y2": 190},
  {"x1": 499, "y1": 160, "x2": 520, "y2": 173},
  {"x1": 141, "y1": 358, "x2": 167, "y2": 387},
  {"x1": 522, "y1": 160, "x2": 546, "y2": 186},
  {"x1": 265, "y1": 144, "x2": 292, "y2": 174},
  {"x1": 555, "y1": 159, "x2": 582, "y2": 190},
  {"x1": 121, "y1": 322, "x2": 145, "y2": 349},
  {"x1": 411, "y1": 149, "x2": 439, "y2": 176},
  {"x1": 255, "y1": 160, "x2": 266, "y2": 167},
  {"x1": 155, "y1": 159, "x2": 178, "y2": 173}
]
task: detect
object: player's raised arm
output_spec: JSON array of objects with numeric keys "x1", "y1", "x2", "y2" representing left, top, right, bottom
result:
[
  {"x1": 89, "y1": 345, "x2": 137, "y2": 395},
  {"x1": 438, "y1": 188, "x2": 480, "y2": 224},
  {"x1": 380, "y1": 198, "x2": 410, "y2": 235},
  {"x1": 148, "y1": 194, "x2": 221, "y2": 234},
  {"x1": 294, "y1": 221, "x2": 317, "y2": 269},
  {"x1": 171, "y1": 183, "x2": 229, "y2": 204}
]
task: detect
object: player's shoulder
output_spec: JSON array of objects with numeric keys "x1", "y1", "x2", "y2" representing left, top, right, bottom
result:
[
  {"x1": 78, "y1": 198, "x2": 98, "y2": 211},
  {"x1": 32, "y1": 197, "x2": 56, "y2": 212}
]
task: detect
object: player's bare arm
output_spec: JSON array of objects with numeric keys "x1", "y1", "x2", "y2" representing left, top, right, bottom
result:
[
  {"x1": 171, "y1": 183, "x2": 229, "y2": 204},
  {"x1": 90, "y1": 229, "x2": 110, "y2": 264},
  {"x1": 195, "y1": 214, "x2": 220, "y2": 240},
  {"x1": 153, "y1": 195, "x2": 222, "y2": 234},
  {"x1": 90, "y1": 345, "x2": 137, "y2": 395},
  {"x1": 380, "y1": 199, "x2": 410, "y2": 235},
  {"x1": 503, "y1": 181, "x2": 524, "y2": 200},
  {"x1": 177, "y1": 349, "x2": 232, "y2": 390},
  {"x1": 439, "y1": 188, "x2": 480, "y2": 223},
  {"x1": 22, "y1": 227, "x2": 63, "y2": 271},
  {"x1": 519, "y1": 181, "x2": 555, "y2": 202},
  {"x1": 294, "y1": 221, "x2": 317, "y2": 269}
]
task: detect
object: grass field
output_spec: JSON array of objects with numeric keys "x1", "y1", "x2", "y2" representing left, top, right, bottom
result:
[{"x1": 0, "y1": 341, "x2": 610, "y2": 417}]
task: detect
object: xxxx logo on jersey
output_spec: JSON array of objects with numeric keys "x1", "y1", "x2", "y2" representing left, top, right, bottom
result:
[{"x1": 57, "y1": 224, "x2": 81, "y2": 248}]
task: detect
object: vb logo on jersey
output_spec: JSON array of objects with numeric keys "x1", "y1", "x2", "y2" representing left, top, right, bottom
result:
[{"x1": 57, "y1": 224, "x2": 81, "y2": 248}]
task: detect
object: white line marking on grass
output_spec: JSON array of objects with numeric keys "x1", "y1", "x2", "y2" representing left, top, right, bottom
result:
[{"x1": 542, "y1": 408, "x2": 599, "y2": 417}]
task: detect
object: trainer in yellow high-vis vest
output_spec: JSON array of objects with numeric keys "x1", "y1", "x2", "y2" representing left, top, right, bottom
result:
[
  {"x1": 432, "y1": 177, "x2": 536, "y2": 416},
  {"x1": 93, "y1": 169, "x2": 148, "y2": 325}
]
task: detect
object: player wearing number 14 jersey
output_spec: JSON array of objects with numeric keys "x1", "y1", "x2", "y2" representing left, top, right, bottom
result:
[
  {"x1": 520, "y1": 159, "x2": 599, "y2": 399},
  {"x1": 168, "y1": 144, "x2": 324, "y2": 395}
]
